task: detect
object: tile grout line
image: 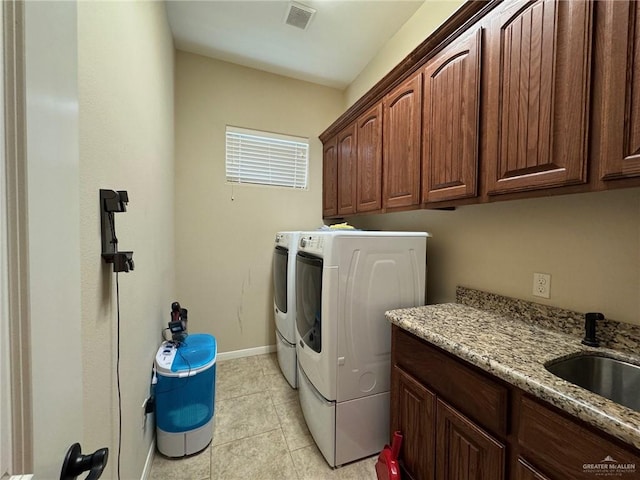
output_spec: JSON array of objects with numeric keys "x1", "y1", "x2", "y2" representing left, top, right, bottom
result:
[{"x1": 210, "y1": 425, "x2": 282, "y2": 449}]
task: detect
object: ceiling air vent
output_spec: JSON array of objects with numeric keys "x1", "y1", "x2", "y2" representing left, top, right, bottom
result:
[{"x1": 284, "y1": 1, "x2": 316, "y2": 30}]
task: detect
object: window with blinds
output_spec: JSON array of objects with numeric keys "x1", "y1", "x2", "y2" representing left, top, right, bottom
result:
[{"x1": 225, "y1": 126, "x2": 309, "y2": 189}]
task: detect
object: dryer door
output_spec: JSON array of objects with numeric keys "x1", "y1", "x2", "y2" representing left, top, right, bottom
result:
[
  {"x1": 295, "y1": 252, "x2": 323, "y2": 353},
  {"x1": 273, "y1": 246, "x2": 288, "y2": 314}
]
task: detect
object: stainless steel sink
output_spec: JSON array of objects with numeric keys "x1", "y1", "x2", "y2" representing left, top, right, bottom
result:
[{"x1": 545, "y1": 354, "x2": 640, "y2": 412}]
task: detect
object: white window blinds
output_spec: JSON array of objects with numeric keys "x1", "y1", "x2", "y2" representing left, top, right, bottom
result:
[{"x1": 225, "y1": 126, "x2": 309, "y2": 189}]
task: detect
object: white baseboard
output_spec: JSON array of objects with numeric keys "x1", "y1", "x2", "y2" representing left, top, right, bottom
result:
[
  {"x1": 217, "y1": 344, "x2": 276, "y2": 362},
  {"x1": 140, "y1": 438, "x2": 155, "y2": 480}
]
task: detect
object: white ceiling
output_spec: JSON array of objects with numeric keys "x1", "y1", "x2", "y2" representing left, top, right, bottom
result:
[{"x1": 165, "y1": 0, "x2": 425, "y2": 89}]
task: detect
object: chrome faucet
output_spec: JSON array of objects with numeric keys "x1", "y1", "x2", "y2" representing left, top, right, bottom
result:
[{"x1": 581, "y1": 312, "x2": 605, "y2": 347}]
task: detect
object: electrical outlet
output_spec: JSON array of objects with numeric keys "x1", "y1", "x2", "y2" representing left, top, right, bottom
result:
[{"x1": 533, "y1": 272, "x2": 551, "y2": 299}]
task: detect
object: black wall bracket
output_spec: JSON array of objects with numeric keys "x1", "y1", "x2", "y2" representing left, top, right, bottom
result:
[{"x1": 100, "y1": 189, "x2": 134, "y2": 273}]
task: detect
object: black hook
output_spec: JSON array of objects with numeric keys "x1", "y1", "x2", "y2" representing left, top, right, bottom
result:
[
  {"x1": 60, "y1": 443, "x2": 109, "y2": 480},
  {"x1": 100, "y1": 189, "x2": 134, "y2": 273}
]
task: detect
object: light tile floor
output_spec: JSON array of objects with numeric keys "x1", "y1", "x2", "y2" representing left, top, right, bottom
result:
[{"x1": 149, "y1": 353, "x2": 378, "y2": 480}]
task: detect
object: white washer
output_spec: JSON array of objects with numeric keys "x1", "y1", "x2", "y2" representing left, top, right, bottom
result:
[
  {"x1": 273, "y1": 231, "x2": 301, "y2": 388},
  {"x1": 295, "y1": 230, "x2": 428, "y2": 467}
]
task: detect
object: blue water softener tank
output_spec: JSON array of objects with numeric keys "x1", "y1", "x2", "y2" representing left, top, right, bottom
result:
[{"x1": 155, "y1": 333, "x2": 217, "y2": 457}]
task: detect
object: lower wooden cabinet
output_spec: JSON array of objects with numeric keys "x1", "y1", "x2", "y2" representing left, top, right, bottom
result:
[
  {"x1": 392, "y1": 366, "x2": 435, "y2": 480},
  {"x1": 391, "y1": 326, "x2": 640, "y2": 480},
  {"x1": 514, "y1": 459, "x2": 550, "y2": 480},
  {"x1": 518, "y1": 395, "x2": 640, "y2": 480},
  {"x1": 436, "y1": 399, "x2": 505, "y2": 480},
  {"x1": 391, "y1": 364, "x2": 505, "y2": 480}
]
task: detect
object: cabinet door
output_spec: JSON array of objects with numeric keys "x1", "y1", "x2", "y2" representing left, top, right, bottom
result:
[
  {"x1": 422, "y1": 28, "x2": 481, "y2": 203},
  {"x1": 597, "y1": 1, "x2": 640, "y2": 180},
  {"x1": 383, "y1": 73, "x2": 422, "y2": 208},
  {"x1": 514, "y1": 459, "x2": 551, "y2": 480},
  {"x1": 356, "y1": 103, "x2": 383, "y2": 212},
  {"x1": 485, "y1": 0, "x2": 592, "y2": 194},
  {"x1": 436, "y1": 399, "x2": 505, "y2": 480},
  {"x1": 391, "y1": 366, "x2": 436, "y2": 480},
  {"x1": 337, "y1": 124, "x2": 357, "y2": 216},
  {"x1": 322, "y1": 136, "x2": 338, "y2": 218}
]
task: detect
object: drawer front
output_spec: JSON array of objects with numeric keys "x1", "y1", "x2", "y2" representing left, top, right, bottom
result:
[
  {"x1": 518, "y1": 396, "x2": 640, "y2": 480},
  {"x1": 393, "y1": 326, "x2": 508, "y2": 436}
]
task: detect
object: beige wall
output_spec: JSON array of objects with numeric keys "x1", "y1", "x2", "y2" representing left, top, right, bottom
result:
[
  {"x1": 78, "y1": 2, "x2": 175, "y2": 478},
  {"x1": 346, "y1": 0, "x2": 465, "y2": 107},
  {"x1": 175, "y1": 51, "x2": 343, "y2": 353},
  {"x1": 348, "y1": 189, "x2": 640, "y2": 326}
]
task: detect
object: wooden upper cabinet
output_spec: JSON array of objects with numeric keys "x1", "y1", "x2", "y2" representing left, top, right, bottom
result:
[
  {"x1": 485, "y1": 0, "x2": 593, "y2": 194},
  {"x1": 322, "y1": 135, "x2": 338, "y2": 218},
  {"x1": 422, "y1": 28, "x2": 482, "y2": 204},
  {"x1": 596, "y1": 1, "x2": 640, "y2": 180},
  {"x1": 383, "y1": 73, "x2": 422, "y2": 208},
  {"x1": 337, "y1": 123, "x2": 357, "y2": 216},
  {"x1": 356, "y1": 103, "x2": 383, "y2": 212},
  {"x1": 436, "y1": 399, "x2": 505, "y2": 480}
]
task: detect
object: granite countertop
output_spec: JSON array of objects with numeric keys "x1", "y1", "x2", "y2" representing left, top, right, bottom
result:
[{"x1": 386, "y1": 291, "x2": 640, "y2": 450}]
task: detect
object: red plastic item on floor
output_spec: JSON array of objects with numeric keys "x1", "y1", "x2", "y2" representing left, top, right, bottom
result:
[{"x1": 375, "y1": 431, "x2": 403, "y2": 480}]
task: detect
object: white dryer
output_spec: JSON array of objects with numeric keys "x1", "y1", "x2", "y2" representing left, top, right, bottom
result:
[
  {"x1": 273, "y1": 231, "x2": 300, "y2": 388},
  {"x1": 295, "y1": 230, "x2": 428, "y2": 467}
]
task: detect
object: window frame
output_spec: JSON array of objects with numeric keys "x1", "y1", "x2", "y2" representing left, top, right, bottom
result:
[{"x1": 225, "y1": 126, "x2": 309, "y2": 190}]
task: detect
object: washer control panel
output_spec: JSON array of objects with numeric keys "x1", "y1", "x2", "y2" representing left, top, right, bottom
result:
[
  {"x1": 155, "y1": 342, "x2": 177, "y2": 370},
  {"x1": 299, "y1": 234, "x2": 324, "y2": 254},
  {"x1": 275, "y1": 232, "x2": 292, "y2": 248}
]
